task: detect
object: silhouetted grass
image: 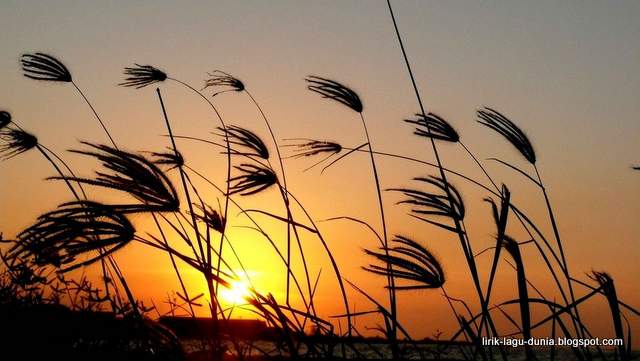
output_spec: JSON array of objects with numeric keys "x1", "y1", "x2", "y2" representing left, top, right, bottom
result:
[
  {"x1": 1, "y1": 4, "x2": 638, "y2": 360},
  {"x1": 364, "y1": 236, "x2": 445, "y2": 290}
]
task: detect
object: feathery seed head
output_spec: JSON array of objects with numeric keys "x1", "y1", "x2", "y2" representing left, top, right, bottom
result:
[
  {"x1": 0, "y1": 111, "x2": 11, "y2": 130},
  {"x1": 58, "y1": 143, "x2": 180, "y2": 213},
  {"x1": 229, "y1": 163, "x2": 277, "y2": 196},
  {"x1": 285, "y1": 139, "x2": 342, "y2": 158},
  {"x1": 204, "y1": 70, "x2": 244, "y2": 96},
  {"x1": 119, "y1": 64, "x2": 167, "y2": 89},
  {"x1": 194, "y1": 203, "x2": 226, "y2": 234},
  {"x1": 218, "y1": 125, "x2": 269, "y2": 159},
  {"x1": 8, "y1": 201, "x2": 134, "y2": 272},
  {"x1": 389, "y1": 176, "x2": 465, "y2": 231},
  {"x1": 364, "y1": 235, "x2": 445, "y2": 290},
  {"x1": 0, "y1": 128, "x2": 38, "y2": 160},
  {"x1": 478, "y1": 107, "x2": 536, "y2": 164},
  {"x1": 405, "y1": 113, "x2": 459, "y2": 143},
  {"x1": 306, "y1": 75, "x2": 363, "y2": 113},
  {"x1": 150, "y1": 149, "x2": 184, "y2": 170},
  {"x1": 21, "y1": 52, "x2": 72, "y2": 82}
]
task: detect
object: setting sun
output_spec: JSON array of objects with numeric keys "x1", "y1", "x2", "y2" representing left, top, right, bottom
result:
[{"x1": 219, "y1": 278, "x2": 252, "y2": 306}]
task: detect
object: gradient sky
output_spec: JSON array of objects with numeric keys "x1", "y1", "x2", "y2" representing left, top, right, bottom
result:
[{"x1": 1, "y1": 0, "x2": 639, "y2": 344}]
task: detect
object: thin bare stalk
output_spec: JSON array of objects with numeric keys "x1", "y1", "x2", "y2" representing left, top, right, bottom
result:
[
  {"x1": 283, "y1": 190, "x2": 355, "y2": 339},
  {"x1": 167, "y1": 77, "x2": 233, "y2": 309},
  {"x1": 245, "y1": 89, "x2": 319, "y2": 323},
  {"x1": 151, "y1": 213, "x2": 195, "y2": 316},
  {"x1": 36, "y1": 145, "x2": 79, "y2": 200},
  {"x1": 460, "y1": 141, "x2": 581, "y2": 338},
  {"x1": 64, "y1": 82, "x2": 137, "y2": 315},
  {"x1": 32, "y1": 143, "x2": 121, "y2": 314},
  {"x1": 534, "y1": 164, "x2": 584, "y2": 337},
  {"x1": 358, "y1": 111, "x2": 398, "y2": 352},
  {"x1": 182, "y1": 164, "x2": 312, "y2": 310},
  {"x1": 156, "y1": 88, "x2": 221, "y2": 336},
  {"x1": 386, "y1": 1, "x2": 501, "y2": 352},
  {"x1": 71, "y1": 82, "x2": 117, "y2": 148}
]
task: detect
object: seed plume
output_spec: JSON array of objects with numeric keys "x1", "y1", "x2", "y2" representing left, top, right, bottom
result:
[
  {"x1": 228, "y1": 163, "x2": 277, "y2": 196},
  {"x1": 306, "y1": 76, "x2": 363, "y2": 113},
  {"x1": 218, "y1": 125, "x2": 269, "y2": 159},
  {"x1": 119, "y1": 64, "x2": 168, "y2": 89},
  {"x1": 0, "y1": 128, "x2": 38, "y2": 160},
  {"x1": 404, "y1": 113, "x2": 459, "y2": 142},
  {"x1": 364, "y1": 235, "x2": 444, "y2": 290},
  {"x1": 8, "y1": 201, "x2": 135, "y2": 272},
  {"x1": 21, "y1": 52, "x2": 72, "y2": 82},
  {"x1": 478, "y1": 107, "x2": 536, "y2": 164},
  {"x1": 55, "y1": 143, "x2": 180, "y2": 213},
  {"x1": 203, "y1": 70, "x2": 244, "y2": 96},
  {"x1": 0, "y1": 111, "x2": 11, "y2": 130}
]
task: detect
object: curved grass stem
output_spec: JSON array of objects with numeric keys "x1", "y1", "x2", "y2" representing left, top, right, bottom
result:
[
  {"x1": 534, "y1": 164, "x2": 585, "y2": 339},
  {"x1": 244, "y1": 89, "x2": 322, "y2": 327},
  {"x1": 387, "y1": 1, "x2": 503, "y2": 357},
  {"x1": 358, "y1": 112, "x2": 397, "y2": 348},
  {"x1": 71, "y1": 82, "x2": 117, "y2": 149},
  {"x1": 182, "y1": 164, "x2": 312, "y2": 310}
]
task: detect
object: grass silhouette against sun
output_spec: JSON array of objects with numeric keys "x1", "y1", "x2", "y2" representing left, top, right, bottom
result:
[{"x1": 1, "y1": 1, "x2": 639, "y2": 360}]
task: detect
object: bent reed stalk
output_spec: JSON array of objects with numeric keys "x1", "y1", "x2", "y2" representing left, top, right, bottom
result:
[{"x1": 385, "y1": 2, "x2": 503, "y2": 356}]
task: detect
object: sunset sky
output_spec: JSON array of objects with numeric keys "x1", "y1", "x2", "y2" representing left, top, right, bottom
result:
[{"x1": 1, "y1": 0, "x2": 639, "y2": 344}]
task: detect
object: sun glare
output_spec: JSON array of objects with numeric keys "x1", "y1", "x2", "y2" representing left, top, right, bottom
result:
[{"x1": 219, "y1": 278, "x2": 252, "y2": 305}]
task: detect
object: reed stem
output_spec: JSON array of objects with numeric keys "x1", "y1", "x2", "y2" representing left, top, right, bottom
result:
[
  {"x1": 71, "y1": 82, "x2": 117, "y2": 149},
  {"x1": 244, "y1": 89, "x2": 319, "y2": 324},
  {"x1": 358, "y1": 112, "x2": 398, "y2": 350},
  {"x1": 156, "y1": 88, "x2": 220, "y2": 334},
  {"x1": 386, "y1": 1, "x2": 501, "y2": 353}
]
